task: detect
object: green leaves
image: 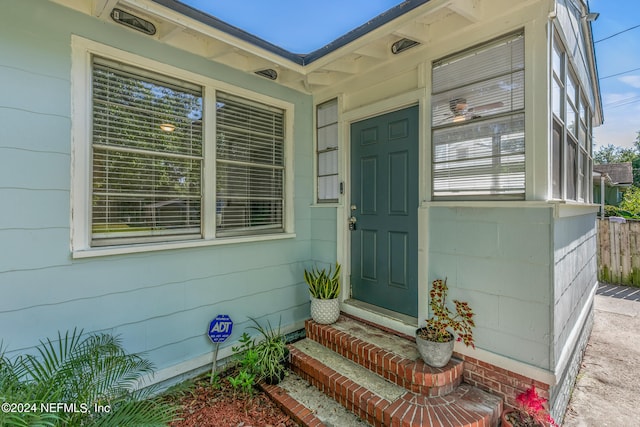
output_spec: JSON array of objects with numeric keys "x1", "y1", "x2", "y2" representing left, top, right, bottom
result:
[
  {"x1": 0, "y1": 329, "x2": 176, "y2": 426},
  {"x1": 304, "y1": 262, "x2": 341, "y2": 299},
  {"x1": 424, "y1": 278, "x2": 476, "y2": 348}
]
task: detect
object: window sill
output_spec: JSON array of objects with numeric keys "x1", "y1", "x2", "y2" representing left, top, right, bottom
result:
[
  {"x1": 421, "y1": 200, "x2": 600, "y2": 218},
  {"x1": 421, "y1": 200, "x2": 550, "y2": 209},
  {"x1": 72, "y1": 233, "x2": 297, "y2": 259},
  {"x1": 547, "y1": 200, "x2": 600, "y2": 218}
]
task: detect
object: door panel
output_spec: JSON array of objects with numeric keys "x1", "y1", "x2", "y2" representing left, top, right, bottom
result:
[{"x1": 350, "y1": 106, "x2": 419, "y2": 317}]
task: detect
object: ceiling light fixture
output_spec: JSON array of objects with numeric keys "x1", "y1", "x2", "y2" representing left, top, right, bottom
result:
[
  {"x1": 159, "y1": 123, "x2": 176, "y2": 132},
  {"x1": 583, "y1": 12, "x2": 599, "y2": 22},
  {"x1": 391, "y1": 38, "x2": 420, "y2": 54},
  {"x1": 111, "y1": 8, "x2": 156, "y2": 35},
  {"x1": 255, "y1": 69, "x2": 278, "y2": 80}
]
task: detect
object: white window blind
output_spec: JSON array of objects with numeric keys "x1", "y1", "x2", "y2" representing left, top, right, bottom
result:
[
  {"x1": 216, "y1": 92, "x2": 285, "y2": 235},
  {"x1": 431, "y1": 32, "x2": 525, "y2": 200},
  {"x1": 91, "y1": 57, "x2": 203, "y2": 245}
]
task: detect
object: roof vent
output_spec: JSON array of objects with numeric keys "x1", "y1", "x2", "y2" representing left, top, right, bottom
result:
[
  {"x1": 111, "y1": 8, "x2": 156, "y2": 35},
  {"x1": 255, "y1": 69, "x2": 278, "y2": 80},
  {"x1": 391, "y1": 38, "x2": 419, "y2": 54}
]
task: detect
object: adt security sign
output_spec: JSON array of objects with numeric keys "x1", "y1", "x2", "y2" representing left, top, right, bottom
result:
[{"x1": 208, "y1": 315, "x2": 233, "y2": 343}]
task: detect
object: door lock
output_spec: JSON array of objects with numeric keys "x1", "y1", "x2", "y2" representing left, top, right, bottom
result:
[{"x1": 348, "y1": 216, "x2": 357, "y2": 231}]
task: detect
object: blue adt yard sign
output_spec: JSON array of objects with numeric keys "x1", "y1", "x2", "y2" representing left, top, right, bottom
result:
[{"x1": 208, "y1": 314, "x2": 233, "y2": 343}]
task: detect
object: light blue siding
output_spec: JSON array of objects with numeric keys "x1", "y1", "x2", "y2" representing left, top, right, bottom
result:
[
  {"x1": 428, "y1": 206, "x2": 553, "y2": 369},
  {"x1": 0, "y1": 0, "x2": 315, "y2": 381},
  {"x1": 310, "y1": 207, "x2": 338, "y2": 265}
]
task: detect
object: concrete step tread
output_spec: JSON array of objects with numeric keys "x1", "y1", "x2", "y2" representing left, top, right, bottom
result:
[
  {"x1": 289, "y1": 340, "x2": 503, "y2": 426},
  {"x1": 330, "y1": 316, "x2": 420, "y2": 359},
  {"x1": 262, "y1": 372, "x2": 369, "y2": 427},
  {"x1": 292, "y1": 339, "x2": 405, "y2": 402}
]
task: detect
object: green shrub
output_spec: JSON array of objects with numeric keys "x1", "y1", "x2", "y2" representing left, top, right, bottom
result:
[{"x1": 0, "y1": 329, "x2": 176, "y2": 426}]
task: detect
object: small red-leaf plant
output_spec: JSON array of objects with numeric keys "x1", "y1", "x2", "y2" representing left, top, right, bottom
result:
[
  {"x1": 506, "y1": 385, "x2": 559, "y2": 427},
  {"x1": 418, "y1": 278, "x2": 475, "y2": 348}
]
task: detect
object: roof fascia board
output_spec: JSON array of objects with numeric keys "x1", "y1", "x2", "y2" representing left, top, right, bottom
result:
[
  {"x1": 125, "y1": 0, "x2": 306, "y2": 72},
  {"x1": 301, "y1": 0, "x2": 432, "y2": 64},
  {"x1": 147, "y1": 0, "x2": 432, "y2": 66},
  {"x1": 149, "y1": 0, "x2": 303, "y2": 63},
  {"x1": 579, "y1": 0, "x2": 604, "y2": 125}
]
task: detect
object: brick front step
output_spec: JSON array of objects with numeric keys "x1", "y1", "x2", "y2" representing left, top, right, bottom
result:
[
  {"x1": 289, "y1": 340, "x2": 502, "y2": 427},
  {"x1": 261, "y1": 373, "x2": 369, "y2": 427},
  {"x1": 305, "y1": 316, "x2": 463, "y2": 396}
]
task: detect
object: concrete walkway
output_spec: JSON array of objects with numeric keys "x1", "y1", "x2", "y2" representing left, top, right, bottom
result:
[{"x1": 563, "y1": 285, "x2": 640, "y2": 426}]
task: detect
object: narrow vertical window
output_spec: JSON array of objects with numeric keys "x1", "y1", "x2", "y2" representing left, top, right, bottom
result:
[
  {"x1": 316, "y1": 99, "x2": 339, "y2": 203},
  {"x1": 551, "y1": 34, "x2": 593, "y2": 202}
]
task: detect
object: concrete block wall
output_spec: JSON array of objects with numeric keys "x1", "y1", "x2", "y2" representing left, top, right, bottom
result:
[{"x1": 427, "y1": 205, "x2": 554, "y2": 369}]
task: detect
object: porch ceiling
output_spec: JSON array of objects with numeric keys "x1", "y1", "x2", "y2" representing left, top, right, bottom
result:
[{"x1": 52, "y1": 0, "x2": 530, "y2": 93}]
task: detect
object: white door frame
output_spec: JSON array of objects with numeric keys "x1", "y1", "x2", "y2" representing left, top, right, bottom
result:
[{"x1": 336, "y1": 87, "x2": 430, "y2": 336}]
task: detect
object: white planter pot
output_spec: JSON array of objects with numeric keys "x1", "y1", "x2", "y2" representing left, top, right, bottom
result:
[
  {"x1": 415, "y1": 328, "x2": 454, "y2": 367},
  {"x1": 310, "y1": 297, "x2": 340, "y2": 324}
]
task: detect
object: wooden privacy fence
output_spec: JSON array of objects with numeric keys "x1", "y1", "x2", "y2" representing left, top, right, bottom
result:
[{"x1": 597, "y1": 218, "x2": 640, "y2": 286}]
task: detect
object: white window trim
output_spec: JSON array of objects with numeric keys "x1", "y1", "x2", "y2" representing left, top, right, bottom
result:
[
  {"x1": 314, "y1": 97, "x2": 341, "y2": 205},
  {"x1": 549, "y1": 29, "x2": 594, "y2": 204},
  {"x1": 70, "y1": 36, "x2": 295, "y2": 258}
]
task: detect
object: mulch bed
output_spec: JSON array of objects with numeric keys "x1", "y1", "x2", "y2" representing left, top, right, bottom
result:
[{"x1": 165, "y1": 368, "x2": 299, "y2": 427}]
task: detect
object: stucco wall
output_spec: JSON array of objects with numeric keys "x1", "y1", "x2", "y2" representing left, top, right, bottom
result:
[
  {"x1": 427, "y1": 205, "x2": 554, "y2": 369},
  {"x1": 0, "y1": 0, "x2": 314, "y2": 380}
]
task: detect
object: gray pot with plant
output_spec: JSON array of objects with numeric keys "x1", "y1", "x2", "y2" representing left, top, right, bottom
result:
[
  {"x1": 304, "y1": 262, "x2": 341, "y2": 324},
  {"x1": 416, "y1": 278, "x2": 475, "y2": 367}
]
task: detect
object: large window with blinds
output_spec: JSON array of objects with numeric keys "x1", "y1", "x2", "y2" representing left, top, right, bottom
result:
[
  {"x1": 431, "y1": 32, "x2": 525, "y2": 200},
  {"x1": 216, "y1": 93, "x2": 285, "y2": 236},
  {"x1": 88, "y1": 56, "x2": 286, "y2": 247},
  {"x1": 91, "y1": 58, "x2": 203, "y2": 246}
]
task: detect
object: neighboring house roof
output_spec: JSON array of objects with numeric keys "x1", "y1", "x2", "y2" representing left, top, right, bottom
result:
[{"x1": 593, "y1": 163, "x2": 633, "y2": 185}]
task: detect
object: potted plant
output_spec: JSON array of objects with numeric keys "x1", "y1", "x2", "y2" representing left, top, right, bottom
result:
[
  {"x1": 304, "y1": 262, "x2": 341, "y2": 324},
  {"x1": 415, "y1": 278, "x2": 475, "y2": 367},
  {"x1": 501, "y1": 385, "x2": 558, "y2": 427}
]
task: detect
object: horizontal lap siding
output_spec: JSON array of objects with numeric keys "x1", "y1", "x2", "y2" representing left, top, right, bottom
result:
[{"x1": 0, "y1": 0, "x2": 314, "y2": 378}]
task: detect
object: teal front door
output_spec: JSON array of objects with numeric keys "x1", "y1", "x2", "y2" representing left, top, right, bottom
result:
[{"x1": 350, "y1": 106, "x2": 419, "y2": 317}]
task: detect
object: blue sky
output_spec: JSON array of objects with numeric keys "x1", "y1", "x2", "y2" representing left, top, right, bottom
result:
[
  {"x1": 591, "y1": 0, "x2": 640, "y2": 149},
  {"x1": 183, "y1": 0, "x2": 639, "y2": 149},
  {"x1": 182, "y1": 0, "x2": 402, "y2": 53}
]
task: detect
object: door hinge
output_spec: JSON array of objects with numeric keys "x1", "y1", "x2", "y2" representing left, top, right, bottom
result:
[{"x1": 340, "y1": 182, "x2": 344, "y2": 194}]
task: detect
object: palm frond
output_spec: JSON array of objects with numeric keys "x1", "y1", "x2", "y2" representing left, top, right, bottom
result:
[{"x1": 1, "y1": 329, "x2": 178, "y2": 426}]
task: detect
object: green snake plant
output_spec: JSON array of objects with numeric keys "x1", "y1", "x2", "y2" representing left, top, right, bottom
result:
[{"x1": 304, "y1": 262, "x2": 341, "y2": 299}]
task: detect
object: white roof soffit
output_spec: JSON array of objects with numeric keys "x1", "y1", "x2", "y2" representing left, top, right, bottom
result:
[{"x1": 52, "y1": 0, "x2": 528, "y2": 92}]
